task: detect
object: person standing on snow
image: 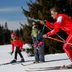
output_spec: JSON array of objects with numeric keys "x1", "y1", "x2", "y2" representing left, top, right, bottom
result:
[
  {"x1": 31, "y1": 25, "x2": 45, "y2": 63},
  {"x1": 10, "y1": 32, "x2": 25, "y2": 63},
  {"x1": 40, "y1": 7, "x2": 72, "y2": 68}
]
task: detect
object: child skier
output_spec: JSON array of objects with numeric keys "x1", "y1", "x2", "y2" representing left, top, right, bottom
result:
[
  {"x1": 31, "y1": 25, "x2": 45, "y2": 63},
  {"x1": 10, "y1": 32, "x2": 25, "y2": 63}
]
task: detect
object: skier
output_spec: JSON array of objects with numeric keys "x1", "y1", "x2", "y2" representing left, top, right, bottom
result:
[
  {"x1": 31, "y1": 25, "x2": 45, "y2": 63},
  {"x1": 10, "y1": 32, "x2": 25, "y2": 63},
  {"x1": 40, "y1": 7, "x2": 72, "y2": 68}
]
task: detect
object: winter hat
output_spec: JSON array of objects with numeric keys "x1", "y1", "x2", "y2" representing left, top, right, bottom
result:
[{"x1": 10, "y1": 32, "x2": 16, "y2": 36}]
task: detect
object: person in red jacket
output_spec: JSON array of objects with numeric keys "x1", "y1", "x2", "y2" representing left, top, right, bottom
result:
[
  {"x1": 10, "y1": 32, "x2": 24, "y2": 63},
  {"x1": 40, "y1": 7, "x2": 72, "y2": 68}
]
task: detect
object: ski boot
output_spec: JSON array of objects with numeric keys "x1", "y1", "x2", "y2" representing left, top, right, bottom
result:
[
  {"x1": 39, "y1": 60, "x2": 45, "y2": 63},
  {"x1": 33, "y1": 61, "x2": 39, "y2": 64},
  {"x1": 66, "y1": 63, "x2": 72, "y2": 69},
  {"x1": 60, "y1": 65, "x2": 68, "y2": 69},
  {"x1": 21, "y1": 58, "x2": 25, "y2": 62},
  {"x1": 10, "y1": 59, "x2": 17, "y2": 63}
]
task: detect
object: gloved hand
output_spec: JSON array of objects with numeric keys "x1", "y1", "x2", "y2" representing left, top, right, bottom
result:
[
  {"x1": 33, "y1": 43, "x2": 37, "y2": 48},
  {"x1": 38, "y1": 42, "x2": 43, "y2": 46},
  {"x1": 10, "y1": 51, "x2": 14, "y2": 55},
  {"x1": 47, "y1": 32, "x2": 52, "y2": 36},
  {"x1": 43, "y1": 34, "x2": 48, "y2": 38},
  {"x1": 40, "y1": 20, "x2": 44, "y2": 25}
]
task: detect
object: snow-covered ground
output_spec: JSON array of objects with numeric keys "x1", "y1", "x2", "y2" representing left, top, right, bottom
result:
[{"x1": 0, "y1": 44, "x2": 72, "y2": 72}]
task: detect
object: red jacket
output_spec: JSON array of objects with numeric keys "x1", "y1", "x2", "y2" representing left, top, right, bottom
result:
[
  {"x1": 10, "y1": 39, "x2": 23, "y2": 52},
  {"x1": 46, "y1": 14, "x2": 72, "y2": 36}
]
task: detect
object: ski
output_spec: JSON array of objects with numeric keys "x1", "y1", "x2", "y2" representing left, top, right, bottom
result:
[
  {"x1": 21, "y1": 62, "x2": 38, "y2": 66},
  {"x1": 29, "y1": 66, "x2": 61, "y2": 71},
  {"x1": 0, "y1": 62, "x2": 12, "y2": 66},
  {"x1": 11, "y1": 61, "x2": 25, "y2": 65},
  {"x1": 27, "y1": 66, "x2": 72, "y2": 71},
  {"x1": 22, "y1": 58, "x2": 68, "y2": 66},
  {"x1": 21, "y1": 61, "x2": 48, "y2": 66},
  {"x1": 0, "y1": 60, "x2": 34, "y2": 66},
  {"x1": 0, "y1": 62, "x2": 19, "y2": 66},
  {"x1": 0, "y1": 61, "x2": 26, "y2": 66}
]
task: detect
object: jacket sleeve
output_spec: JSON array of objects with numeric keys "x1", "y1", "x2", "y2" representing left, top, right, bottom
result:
[
  {"x1": 19, "y1": 40, "x2": 23, "y2": 50},
  {"x1": 47, "y1": 16, "x2": 63, "y2": 36},
  {"x1": 46, "y1": 21, "x2": 54, "y2": 28},
  {"x1": 10, "y1": 40, "x2": 14, "y2": 52},
  {"x1": 12, "y1": 44, "x2": 14, "y2": 52}
]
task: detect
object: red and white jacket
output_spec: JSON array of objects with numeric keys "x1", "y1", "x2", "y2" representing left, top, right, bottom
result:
[
  {"x1": 46, "y1": 14, "x2": 72, "y2": 36},
  {"x1": 10, "y1": 39, "x2": 23, "y2": 52}
]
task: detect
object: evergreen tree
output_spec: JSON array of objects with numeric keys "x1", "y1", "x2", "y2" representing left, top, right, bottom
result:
[
  {"x1": 5, "y1": 22, "x2": 8, "y2": 29},
  {"x1": 0, "y1": 24, "x2": 11, "y2": 44},
  {"x1": 22, "y1": 0, "x2": 72, "y2": 54},
  {"x1": 23, "y1": 25, "x2": 32, "y2": 43}
]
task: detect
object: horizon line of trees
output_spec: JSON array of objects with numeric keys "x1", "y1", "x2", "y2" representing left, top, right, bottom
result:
[
  {"x1": 0, "y1": 22, "x2": 24, "y2": 45},
  {"x1": 0, "y1": 0, "x2": 72, "y2": 54}
]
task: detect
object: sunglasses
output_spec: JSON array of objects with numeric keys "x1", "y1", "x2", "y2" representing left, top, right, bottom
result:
[
  {"x1": 51, "y1": 12, "x2": 55, "y2": 15},
  {"x1": 11, "y1": 35, "x2": 16, "y2": 39}
]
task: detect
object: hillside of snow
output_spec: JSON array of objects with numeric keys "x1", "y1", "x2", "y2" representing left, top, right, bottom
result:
[{"x1": 0, "y1": 44, "x2": 72, "y2": 72}]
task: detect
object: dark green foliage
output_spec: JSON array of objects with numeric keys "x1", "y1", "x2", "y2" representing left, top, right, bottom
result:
[
  {"x1": 22, "y1": 24, "x2": 32, "y2": 43},
  {"x1": 0, "y1": 24, "x2": 11, "y2": 45},
  {"x1": 22, "y1": 0, "x2": 72, "y2": 20},
  {"x1": 21, "y1": 0, "x2": 72, "y2": 54},
  {"x1": 0, "y1": 22, "x2": 24, "y2": 45}
]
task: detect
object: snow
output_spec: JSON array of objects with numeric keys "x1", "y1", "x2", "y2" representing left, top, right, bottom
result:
[
  {"x1": 23, "y1": 44, "x2": 32, "y2": 49},
  {"x1": 0, "y1": 44, "x2": 72, "y2": 72}
]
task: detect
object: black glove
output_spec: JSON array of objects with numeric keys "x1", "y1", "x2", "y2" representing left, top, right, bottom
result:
[
  {"x1": 10, "y1": 51, "x2": 14, "y2": 55},
  {"x1": 70, "y1": 45, "x2": 72, "y2": 49}
]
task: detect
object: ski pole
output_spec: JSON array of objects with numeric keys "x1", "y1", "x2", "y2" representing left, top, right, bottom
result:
[
  {"x1": 38, "y1": 20, "x2": 66, "y2": 43},
  {"x1": 47, "y1": 37, "x2": 64, "y2": 43},
  {"x1": 44, "y1": 22, "x2": 72, "y2": 45},
  {"x1": 47, "y1": 26, "x2": 66, "y2": 42},
  {"x1": 47, "y1": 36, "x2": 72, "y2": 45}
]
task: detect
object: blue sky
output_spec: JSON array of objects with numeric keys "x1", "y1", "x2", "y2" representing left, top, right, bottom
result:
[{"x1": 0, "y1": 0, "x2": 31, "y2": 30}]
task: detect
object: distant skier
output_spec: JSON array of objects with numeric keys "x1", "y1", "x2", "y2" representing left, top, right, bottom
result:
[
  {"x1": 31, "y1": 25, "x2": 45, "y2": 63},
  {"x1": 10, "y1": 32, "x2": 25, "y2": 63},
  {"x1": 40, "y1": 7, "x2": 72, "y2": 68}
]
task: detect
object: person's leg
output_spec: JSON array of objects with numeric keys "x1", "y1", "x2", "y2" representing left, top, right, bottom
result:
[
  {"x1": 34, "y1": 48, "x2": 39, "y2": 62},
  {"x1": 18, "y1": 50, "x2": 24, "y2": 58},
  {"x1": 11, "y1": 48, "x2": 17, "y2": 63},
  {"x1": 17, "y1": 47, "x2": 24, "y2": 62},
  {"x1": 14, "y1": 48, "x2": 18, "y2": 60},
  {"x1": 62, "y1": 34, "x2": 72, "y2": 68},
  {"x1": 38, "y1": 44, "x2": 45, "y2": 62},
  {"x1": 63, "y1": 34, "x2": 72, "y2": 61}
]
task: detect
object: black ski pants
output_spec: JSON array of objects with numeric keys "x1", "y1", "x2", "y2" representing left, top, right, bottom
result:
[{"x1": 14, "y1": 47, "x2": 23, "y2": 60}]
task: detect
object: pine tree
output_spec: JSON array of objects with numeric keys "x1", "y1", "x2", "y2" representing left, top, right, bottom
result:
[
  {"x1": 22, "y1": 0, "x2": 72, "y2": 54},
  {"x1": 19, "y1": 22, "x2": 32, "y2": 43},
  {"x1": 22, "y1": 0, "x2": 72, "y2": 20}
]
